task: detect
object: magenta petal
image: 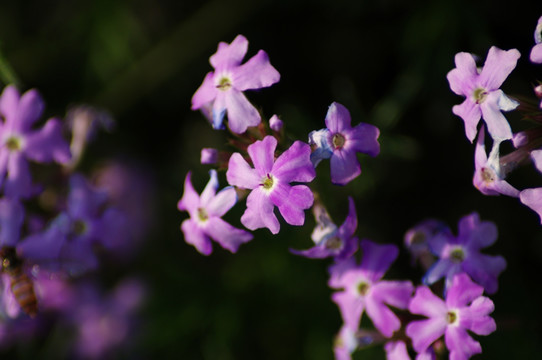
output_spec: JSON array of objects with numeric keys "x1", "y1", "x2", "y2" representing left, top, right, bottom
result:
[
  {"x1": 480, "y1": 91, "x2": 513, "y2": 141},
  {"x1": 365, "y1": 295, "x2": 401, "y2": 337},
  {"x1": 424, "y1": 259, "x2": 454, "y2": 285},
  {"x1": 247, "y1": 136, "x2": 276, "y2": 176},
  {"x1": 359, "y1": 240, "x2": 398, "y2": 282},
  {"x1": 464, "y1": 297, "x2": 496, "y2": 335},
  {"x1": 191, "y1": 72, "x2": 218, "y2": 110},
  {"x1": 14, "y1": 88, "x2": 45, "y2": 131},
  {"x1": 462, "y1": 254, "x2": 506, "y2": 294},
  {"x1": 272, "y1": 140, "x2": 315, "y2": 183},
  {"x1": 0, "y1": 198, "x2": 24, "y2": 246},
  {"x1": 5, "y1": 152, "x2": 32, "y2": 198},
  {"x1": 458, "y1": 213, "x2": 497, "y2": 249},
  {"x1": 199, "y1": 169, "x2": 219, "y2": 207},
  {"x1": 444, "y1": 326, "x2": 482, "y2": 360},
  {"x1": 225, "y1": 89, "x2": 261, "y2": 133},
  {"x1": 268, "y1": 182, "x2": 290, "y2": 207},
  {"x1": 446, "y1": 52, "x2": 477, "y2": 96},
  {"x1": 325, "y1": 102, "x2": 351, "y2": 133},
  {"x1": 206, "y1": 186, "x2": 237, "y2": 218},
  {"x1": 479, "y1": 47, "x2": 520, "y2": 90},
  {"x1": 345, "y1": 123, "x2": 380, "y2": 157},
  {"x1": 531, "y1": 150, "x2": 542, "y2": 173},
  {"x1": 409, "y1": 286, "x2": 447, "y2": 318},
  {"x1": 531, "y1": 43, "x2": 542, "y2": 63},
  {"x1": 226, "y1": 153, "x2": 260, "y2": 189},
  {"x1": 276, "y1": 185, "x2": 313, "y2": 226},
  {"x1": 445, "y1": 273, "x2": 483, "y2": 308},
  {"x1": 181, "y1": 219, "x2": 212, "y2": 255},
  {"x1": 332, "y1": 291, "x2": 364, "y2": 331},
  {"x1": 338, "y1": 197, "x2": 357, "y2": 238},
  {"x1": 24, "y1": 118, "x2": 71, "y2": 164},
  {"x1": 0, "y1": 85, "x2": 20, "y2": 126},
  {"x1": 204, "y1": 217, "x2": 252, "y2": 253},
  {"x1": 474, "y1": 127, "x2": 488, "y2": 167},
  {"x1": 406, "y1": 317, "x2": 446, "y2": 354},
  {"x1": 371, "y1": 280, "x2": 414, "y2": 310},
  {"x1": 241, "y1": 188, "x2": 279, "y2": 234},
  {"x1": 520, "y1": 188, "x2": 542, "y2": 223},
  {"x1": 330, "y1": 148, "x2": 361, "y2": 185},
  {"x1": 384, "y1": 341, "x2": 410, "y2": 360},
  {"x1": 452, "y1": 100, "x2": 481, "y2": 143},
  {"x1": 210, "y1": 35, "x2": 248, "y2": 69},
  {"x1": 233, "y1": 50, "x2": 280, "y2": 91}
]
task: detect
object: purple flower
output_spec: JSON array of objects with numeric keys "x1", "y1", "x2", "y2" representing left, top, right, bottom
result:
[
  {"x1": 406, "y1": 273, "x2": 496, "y2": 360},
  {"x1": 473, "y1": 126, "x2": 519, "y2": 197},
  {"x1": 530, "y1": 16, "x2": 542, "y2": 64},
  {"x1": 291, "y1": 197, "x2": 358, "y2": 260},
  {"x1": 447, "y1": 47, "x2": 520, "y2": 142},
  {"x1": 269, "y1": 114, "x2": 283, "y2": 132},
  {"x1": 385, "y1": 340, "x2": 435, "y2": 360},
  {"x1": 0, "y1": 197, "x2": 24, "y2": 247},
  {"x1": 200, "y1": 148, "x2": 219, "y2": 164},
  {"x1": 226, "y1": 135, "x2": 315, "y2": 234},
  {"x1": 191, "y1": 35, "x2": 280, "y2": 134},
  {"x1": 328, "y1": 240, "x2": 413, "y2": 337},
  {"x1": 309, "y1": 102, "x2": 380, "y2": 185},
  {"x1": 424, "y1": 212, "x2": 506, "y2": 294},
  {"x1": 404, "y1": 219, "x2": 451, "y2": 269},
  {"x1": 178, "y1": 169, "x2": 252, "y2": 255},
  {"x1": 0, "y1": 85, "x2": 71, "y2": 198}
]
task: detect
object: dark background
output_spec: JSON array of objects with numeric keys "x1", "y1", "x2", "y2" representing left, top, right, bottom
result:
[{"x1": 0, "y1": 0, "x2": 541, "y2": 358}]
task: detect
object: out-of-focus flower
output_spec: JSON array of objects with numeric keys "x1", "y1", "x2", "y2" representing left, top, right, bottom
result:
[
  {"x1": 191, "y1": 35, "x2": 280, "y2": 134},
  {"x1": 309, "y1": 102, "x2": 380, "y2": 185},
  {"x1": 407, "y1": 273, "x2": 496, "y2": 359},
  {"x1": 404, "y1": 219, "x2": 450, "y2": 270},
  {"x1": 269, "y1": 114, "x2": 283, "y2": 132},
  {"x1": 226, "y1": 135, "x2": 315, "y2": 234},
  {"x1": 0, "y1": 85, "x2": 71, "y2": 199},
  {"x1": 200, "y1": 148, "x2": 219, "y2": 165},
  {"x1": 530, "y1": 16, "x2": 542, "y2": 63},
  {"x1": 447, "y1": 47, "x2": 520, "y2": 142},
  {"x1": 178, "y1": 170, "x2": 252, "y2": 255}
]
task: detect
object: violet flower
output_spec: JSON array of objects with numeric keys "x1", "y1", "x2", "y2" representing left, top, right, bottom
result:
[
  {"x1": 406, "y1": 273, "x2": 496, "y2": 360},
  {"x1": 328, "y1": 240, "x2": 413, "y2": 337},
  {"x1": 0, "y1": 85, "x2": 71, "y2": 198},
  {"x1": 0, "y1": 197, "x2": 24, "y2": 247},
  {"x1": 447, "y1": 46, "x2": 520, "y2": 142},
  {"x1": 472, "y1": 126, "x2": 519, "y2": 197},
  {"x1": 291, "y1": 197, "x2": 358, "y2": 260},
  {"x1": 424, "y1": 212, "x2": 506, "y2": 294},
  {"x1": 269, "y1": 114, "x2": 283, "y2": 132},
  {"x1": 191, "y1": 35, "x2": 280, "y2": 134},
  {"x1": 226, "y1": 135, "x2": 315, "y2": 234},
  {"x1": 178, "y1": 169, "x2": 252, "y2": 255},
  {"x1": 309, "y1": 102, "x2": 380, "y2": 185},
  {"x1": 530, "y1": 16, "x2": 542, "y2": 64}
]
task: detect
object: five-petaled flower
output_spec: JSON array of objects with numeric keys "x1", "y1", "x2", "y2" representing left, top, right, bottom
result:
[
  {"x1": 407, "y1": 273, "x2": 496, "y2": 360},
  {"x1": 309, "y1": 102, "x2": 380, "y2": 185},
  {"x1": 191, "y1": 35, "x2": 280, "y2": 134},
  {"x1": 447, "y1": 46, "x2": 520, "y2": 142},
  {"x1": 226, "y1": 135, "x2": 315, "y2": 234},
  {"x1": 178, "y1": 169, "x2": 253, "y2": 255}
]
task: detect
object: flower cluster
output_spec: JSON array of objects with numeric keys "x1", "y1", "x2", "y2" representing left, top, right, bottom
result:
[{"x1": 447, "y1": 16, "x2": 542, "y2": 224}]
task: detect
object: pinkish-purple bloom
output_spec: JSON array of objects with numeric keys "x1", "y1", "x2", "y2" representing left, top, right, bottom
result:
[
  {"x1": 406, "y1": 273, "x2": 496, "y2": 360},
  {"x1": 0, "y1": 197, "x2": 24, "y2": 247},
  {"x1": 291, "y1": 197, "x2": 358, "y2": 260},
  {"x1": 269, "y1": 114, "x2": 283, "y2": 132},
  {"x1": 309, "y1": 102, "x2": 380, "y2": 185},
  {"x1": 191, "y1": 35, "x2": 280, "y2": 134},
  {"x1": 447, "y1": 47, "x2": 520, "y2": 142},
  {"x1": 530, "y1": 16, "x2": 542, "y2": 64},
  {"x1": 424, "y1": 212, "x2": 506, "y2": 294},
  {"x1": 518, "y1": 150, "x2": 542, "y2": 223},
  {"x1": 0, "y1": 85, "x2": 71, "y2": 199},
  {"x1": 328, "y1": 240, "x2": 413, "y2": 337},
  {"x1": 178, "y1": 169, "x2": 252, "y2": 255},
  {"x1": 226, "y1": 135, "x2": 315, "y2": 234}
]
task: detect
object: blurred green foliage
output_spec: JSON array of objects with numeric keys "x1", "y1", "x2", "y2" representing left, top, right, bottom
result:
[{"x1": 0, "y1": 0, "x2": 541, "y2": 359}]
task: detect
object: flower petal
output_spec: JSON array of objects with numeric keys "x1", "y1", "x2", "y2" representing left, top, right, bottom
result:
[
  {"x1": 224, "y1": 90, "x2": 261, "y2": 134},
  {"x1": 199, "y1": 169, "x2": 219, "y2": 207},
  {"x1": 241, "y1": 188, "x2": 279, "y2": 234},
  {"x1": 444, "y1": 326, "x2": 482, "y2": 360},
  {"x1": 204, "y1": 217, "x2": 252, "y2": 253},
  {"x1": 233, "y1": 50, "x2": 280, "y2": 91},
  {"x1": 408, "y1": 286, "x2": 447, "y2": 318},
  {"x1": 372, "y1": 280, "x2": 414, "y2": 310},
  {"x1": 330, "y1": 148, "x2": 361, "y2": 185},
  {"x1": 210, "y1": 35, "x2": 248, "y2": 69},
  {"x1": 446, "y1": 52, "x2": 478, "y2": 96},
  {"x1": 520, "y1": 188, "x2": 542, "y2": 223},
  {"x1": 191, "y1": 72, "x2": 218, "y2": 110},
  {"x1": 272, "y1": 140, "x2": 315, "y2": 183},
  {"x1": 247, "y1": 135, "x2": 276, "y2": 176},
  {"x1": 406, "y1": 317, "x2": 446, "y2": 354},
  {"x1": 338, "y1": 197, "x2": 357, "y2": 239},
  {"x1": 206, "y1": 186, "x2": 237, "y2": 218},
  {"x1": 5, "y1": 151, "x2": 33, "y2": 199},
  {"x1": 0, "y1": 198, "x2": 24, "y2": 247},
  {"x1": 452, "y1": 99, "x2": 481, "y2": 143},
  {"x1": 177, "y1": 171, "x2": 200, "y2": 214},
  {"x1": 14, "y1": 88, "x2": 45, "y2": 132},
  {"x1": 276, "y1": 185, "x2": 313, "y2": 226},
  {"x1": 181, "y1": 219, "x2": 212, "y2": 255},
  {"x1": 325, "y1": 102, "x2": 351, "y2": 133},
  {"x1": 365, "y1": 295, "x2": 401, "y2": 337},
  {"x1": 445, "y1": 273, "x2": 483, "y2": 308},
  {"x1": 359, "y1": 240, "x2": 398, "y2": 282},
  {"x1": 479, "y1": 47, "x2": 520, "y2": 90},
  {"x1": 480, "y1": 91, "x2": 513, "y2": 141},
  {"x1": 226, "y1": 152, "x2": 260, "y2": 189},
  {"x1": 331, "y1": 291, "x2": 364, "y2": 331},
  {"x1": 345, "y1": 122, "x2": 380, "y2": 157},
  {"x1": 24, "y1": 118, "x2": 71, "y2": 164}
]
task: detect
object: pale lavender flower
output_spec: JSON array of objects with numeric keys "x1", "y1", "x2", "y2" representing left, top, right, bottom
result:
[
  {"x1": 309, "y1": 102, "x2": 380, "y2": 185},
  {"x1": 424, "y1": 212, "x2": 506, "y2": 294},
  {"x1": 329, "y1": 240, "x2": 413, "y2": 337},
  {"x1": 530, "y1": 16, "x2": 542, "y2": 63},
  {"x1": 447, "y1": 47, "x2": 520, "y2": 142},
  {"x1": 178, "y1": 169, "x2": 252, "y2": 255},
  {"x1": 406, "y1": 273, "x2": 496, "y2": 360},
  {"x1": 269, "y1": 114, "x2": 283, "y2": 132},
  {"x1": 191, "y1": 35, "x2": 280, "y2": 134},
  {"x1": 473, "y1": 126, "x2": 519, "y2": 197},
  {"x1": 200, "y1": 148, "x2": 219, "y2": 164},
  {"x1": 226, "y1": 135, "x2": 315, "y2": 234},
  {"x1": 0, "y1": 85, "x2": 71, "y2": 198},
  {"x1": 291, "y1": 197, "x2": 358, "y2": 260}
]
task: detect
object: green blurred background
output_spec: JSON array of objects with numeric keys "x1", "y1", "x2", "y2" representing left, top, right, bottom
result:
[{"x1": 0, "y1": 0, "x2": 541, "y2": 358}]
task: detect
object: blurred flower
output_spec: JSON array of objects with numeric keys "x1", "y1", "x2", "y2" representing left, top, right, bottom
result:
[
  {"x1": 407, "y1": 273, "x2": 496, "y2": 359},
  {"x1": 191, "y1": 35, "x2": 280, "y2": 134},
  {"x1": 178, "y1": 169, "x2": 252, "y2": 255},
  {"x1": 447, "y1": 47, "x2": 520, "y2": 142},
  {"x1": 0, "y1": 85, "x2": 71, "y2": 199},
  {"x1": 200, "y1": 148, "x2": 218, "y2": 165},
  {"x1": 226, "y1": 136, "x2": 315, "y2": 234},
  {"x1": 269, "y1": 114, "x2": 283, "y2": 132},
  {"x1": 404, "y1": 218, "x2": 450, "y2": 270},
  {"x1": 530, "y1": 16, "x2": 542, "y2": 63},
  {"x1": 309, "y1": 102, "x2": 380, "y2": 185}
]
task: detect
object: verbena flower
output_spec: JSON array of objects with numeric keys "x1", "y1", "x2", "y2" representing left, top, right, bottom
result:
[
  {"x1": 447, "y1": 47, "x2": 520, "y2": 142},
  {"x1": 309, "y1": 102, "x2": 380, "y2": 185},
  {"x1": 0, "y1": 85, "x2": 71, "y2": 198},
  {"x1": 407, "y1": 273, "x2": 496, "y2": 360},
  {"x1": 191, "y1": 35, "x2": 280, "y2": 134},
  {"x1": 473, "y1": 126, "x2": 519, "y2": 197},
  {"x1": 328, "y1": 240, "x2": 413, "y2": 337},
  {"x1": 178, "y1": 169, "x2": 252, "y2": 255},
  {"x1": 291, "y1": 197, "x2": 358, "y2": 260},
  {"x1": 226, "y1": 135, "x2": 315, "y2": 234},
  {"x1": 424, "y1": 212, "x2": 506, "y2": 294},
  {"x1": 530, "y1": 16, "x2": 542, "y2": 64}
]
